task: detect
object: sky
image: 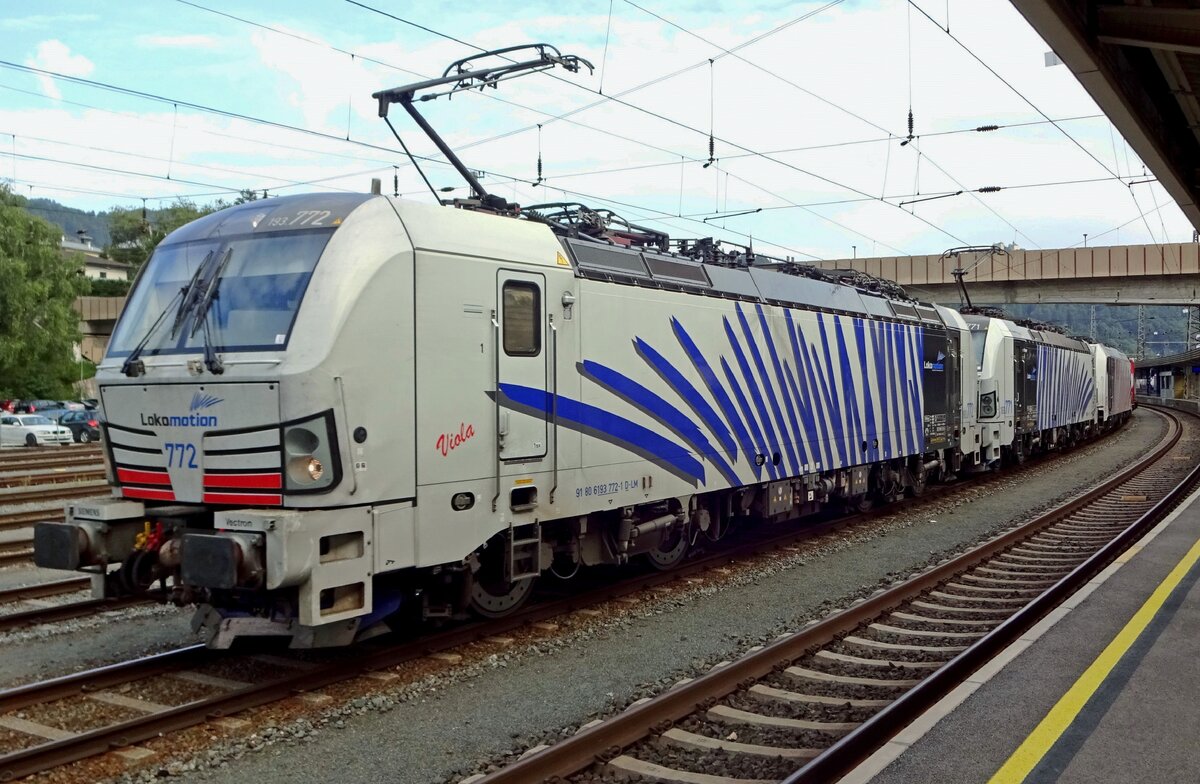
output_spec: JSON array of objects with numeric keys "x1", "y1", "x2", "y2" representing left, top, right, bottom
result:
[{"x1": 0, "y1": 0, "x2": 1192, "y2": 262}]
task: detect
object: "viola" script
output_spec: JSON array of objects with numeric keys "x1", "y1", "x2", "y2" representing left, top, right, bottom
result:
[{"x1": 436, "y1": 422, "x2": 476, "y2": 456}]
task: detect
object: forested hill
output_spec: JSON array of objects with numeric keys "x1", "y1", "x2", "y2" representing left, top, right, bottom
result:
[
  {"x1": 24, "y1": 198, "x2": 113, "y2": 246},
  {"x1": 1000, "y1": 303, "x2": 1192, "y2": 358}
]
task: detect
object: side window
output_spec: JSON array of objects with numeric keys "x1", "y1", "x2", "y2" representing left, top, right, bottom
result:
[{"x1": 502, "y1": 281, "x2": 541, "y2": 356}]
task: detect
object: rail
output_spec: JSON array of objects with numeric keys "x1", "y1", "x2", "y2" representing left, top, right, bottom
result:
[{"x1": 472, "y1": 406, "x2": 1192, "y2": 783}]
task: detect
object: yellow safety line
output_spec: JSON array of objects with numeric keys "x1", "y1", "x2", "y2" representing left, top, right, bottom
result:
[{"x1": 989, "y1": 533, "x2": 1200, "y2": 784}]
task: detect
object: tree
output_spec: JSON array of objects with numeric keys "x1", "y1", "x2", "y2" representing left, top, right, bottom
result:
[
  {"x1": 87, "y1": 278, "x2": 132, "y2": 296},
  {"x1": 104, "y1": 199, "x2": 213, "y2": 270},
  {"x1": 0, "y1": 185, "x2": 90, "y2": 398}
]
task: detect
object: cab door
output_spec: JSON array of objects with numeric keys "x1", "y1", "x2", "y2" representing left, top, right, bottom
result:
[{"x1": 496, "y1": 270, "x2": 547, "y2": 461}]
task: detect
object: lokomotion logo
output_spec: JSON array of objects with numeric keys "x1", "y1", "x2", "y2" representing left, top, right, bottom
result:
[
  {"x1": 139, "y1": 392, "x2": 224, "y2": 427},
  {"x1": 923, "y1": 351, "x2": 946, "y2": 372}
]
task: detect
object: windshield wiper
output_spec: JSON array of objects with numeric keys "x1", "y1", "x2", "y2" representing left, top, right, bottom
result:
[
  {"x1": 171, "y1": 250, "x2": 215, "y2": 339},
  {"x1": 120, "y1": 285, "x2": 188, "y2": 378},
  {"x1": 123, "y1": 250, "x2": 214, "y2": 378},
  {"x1": 189, "y1": 248, "x2": 232, "y2": 375}
]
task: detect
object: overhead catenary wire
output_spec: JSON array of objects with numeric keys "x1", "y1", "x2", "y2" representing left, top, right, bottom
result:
[
  {"x1": 41, "y1": 0, "x2": 1099, "y2": 253},
  {"x1": 1, "y1": 177, "x2": 203, "y2": 202},
  {"x1": 346, "y1": 0, "x2": 971, "y2": 247},
  {"x1": 616, "y1": 0, "x2": 1041, "y2": 249},
  {"x1": 0, "y1": 64, "x2": 817, "y2": 259},
  {"x1": 5, "y1": 149, "x2": 423, "y2": 203},
  {"x1": 176, "y1": 0, "x2": 688, "y2": 161},
  {"x1": 9, "y1": 4, "x2": 1152, "y2": 259},
  {"x1": 908, "y1": 0, "x2": 1173, "y2": 262},
  {"x1": 610, "y1": 0, "x2": 1032, "y2": 245},
  {"x1": 4, "y1": 130, "x2": 361, "y2": 194},
  {"x1": 6, "y1": 83, "x2": 1128, "y2": 258}
]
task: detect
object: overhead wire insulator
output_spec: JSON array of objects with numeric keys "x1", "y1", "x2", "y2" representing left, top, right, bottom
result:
[
  {"x1": 975, "y1": 124, "x2": 999, "y2": 132},
  {"x1": 977, "y1": 186, "x2": 1002, "y2": 193},
  {"x1": 532, "y1": 124, "x2": 544, "y2": 186},
  {"x1": 393, "y1": 166, "x2": 399, "y2": 197}
]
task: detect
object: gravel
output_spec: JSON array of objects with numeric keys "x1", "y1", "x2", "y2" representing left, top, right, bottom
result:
[
  {"x1": 723, "y1": 691, "x2": 877, "y2": 723},
  {"x1": 683, "y1": 716, "x2": 839, "y2": 750},
  {"x1": 624, "y1": 735, "x2": 802, "y2": 780},
  {"x1": 3, "y1": 411, "x2": 1179, "y2": 784},
  {"x1": 18, "y1": 697, "x2": 144, "y2": 732}
]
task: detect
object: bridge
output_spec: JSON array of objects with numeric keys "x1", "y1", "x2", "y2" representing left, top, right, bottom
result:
[
  {"x1": 811, "y1": 242, "x2": 1200, "y2": 305},
  {"x1": 74, "y1": 296, "x2": 125, "y2": 365}
]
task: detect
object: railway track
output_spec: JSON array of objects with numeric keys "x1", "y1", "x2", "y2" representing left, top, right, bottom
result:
[
  {"x1": 0, "y1": 579, "x2": 142, "y2": 635},
  {"x1": 0, "y1": 469, "x2": 105, "y2": 490},
  {"x1": 0, "y1": 411, "x2": 1181, "y2": 780},
  {"x1": 470, "y1": 405, "x2": 1199, "y2": 784},
  {"x1": 0, "y1": 578, "x2": 160, "y2": 635},
  {"x1": 0, "y1": 510, "x2": 65, "y2": 534},
  {"x1": 0, "y1": 448, "x2": 101, "y2": 471},
  {"x1": 0, "y1": 482, "x2": 108, "y2": 507},
  {"x1": 0, "y1": 549, "x2": 34, "y2": 569}
]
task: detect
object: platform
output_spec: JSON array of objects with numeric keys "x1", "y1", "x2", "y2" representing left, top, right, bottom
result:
[{"x1": 846, "y1": 483, "x2": 1200, "y2": 784}]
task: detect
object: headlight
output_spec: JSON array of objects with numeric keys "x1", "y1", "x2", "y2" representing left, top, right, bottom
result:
[
  {"x1": 282, "y1": 412, "x2": 339, "y2": 493},
  {"x1": 979, "y1": 391, "x2": 997, "y2": 419}
]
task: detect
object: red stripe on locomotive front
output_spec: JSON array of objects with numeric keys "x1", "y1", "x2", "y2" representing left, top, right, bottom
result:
[
  {"x1": 116, "y1": 468, "x2": 172, "y2": 486},
  {"x1": 122, "y1": 486, "x2": 177, "y2": 502},
  {"x1": 203, "y1": 492, "x2": 283, "y2": 506},
  {"x1": 203, "y1": 473, "x2": 282, "y2": 489}
]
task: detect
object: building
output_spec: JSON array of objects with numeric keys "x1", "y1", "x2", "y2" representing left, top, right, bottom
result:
[{"x1": 60, "y1": 230, "x2": 133, "y2": 281}]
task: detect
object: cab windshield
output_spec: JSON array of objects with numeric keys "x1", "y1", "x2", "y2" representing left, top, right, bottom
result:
[{"x1": 108, "y1": 228, "x2": 333, "y2": 357}]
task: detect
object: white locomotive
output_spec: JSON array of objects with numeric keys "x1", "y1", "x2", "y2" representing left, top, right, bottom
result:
[{"x1": 32, "y1": 46, "x2": 1135, "y2": 647}]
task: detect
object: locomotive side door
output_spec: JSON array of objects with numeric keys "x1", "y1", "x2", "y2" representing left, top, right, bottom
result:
[
  {"x1": 496, "y1": 270, "x2": 548, "y2": 461},
  {"x1": 1106, "y1": 355, "x2": 1117, "y2": 416},
  {"x1": 919, "y1": 327, "x2": 952, "y2": 451},
  {"x1": 1013, "y1": 339, "x2": 1037, "y2": 432},
  {"x1": 945, "y1": 329, "x2": 962, "y2": 445}
]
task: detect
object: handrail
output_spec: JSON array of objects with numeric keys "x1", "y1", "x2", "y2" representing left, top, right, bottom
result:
[
  {"x1": 491, "y1": 310, "x2": 501, "y2": 513},
  {"x1": 549, "y1": 315, "x2": 558, "y2": 504}
]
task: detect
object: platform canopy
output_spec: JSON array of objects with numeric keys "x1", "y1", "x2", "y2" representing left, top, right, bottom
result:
[{"x1": 1010, "y1": 1, "x2": 1200, "y2": 232}]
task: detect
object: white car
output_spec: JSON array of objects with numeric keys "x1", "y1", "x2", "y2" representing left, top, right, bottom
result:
[{"x1": 0, "y1": 414, "x2": 73, "y2": 447}]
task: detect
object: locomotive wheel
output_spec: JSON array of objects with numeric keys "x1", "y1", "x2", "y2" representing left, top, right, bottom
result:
[
  {"x1": 469, "y1": 574, "x2": 535, "y2": 617},
  {"x1": 641, "y1": 526, "x2": 690, "y2": 571},
  {"x1": 847, "y1": 494, "x2": 873, "y2": 514},
  {"x1": 469, "y1": 544, "x2": 536, "y2": 618}
]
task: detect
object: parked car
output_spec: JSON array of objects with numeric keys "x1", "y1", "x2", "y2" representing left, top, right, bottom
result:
[
  {"x1": 0, "y1": 414, "x2": 72, "y2": 447},
  {"x1": 16, "y1": 399, "x2": 58, "y2": 414},
  {"x1": 0, "y1": 400, "x2": 15, "y2": 413},
  {"x1": 36, "y1": 408, "x2": 71, "y2": 424},
  {"x1": 57, "y1": 401, "x2": 87, "y2": 411},
  {"x1": 57, "y1": 411, "x2": 102, "y2": 443},
  {"x1": 81, "y1": 399, "x2": 99, "y2": 411}
]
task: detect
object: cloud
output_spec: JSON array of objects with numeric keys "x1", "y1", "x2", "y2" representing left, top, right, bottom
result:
[
  {"x1": 25, "y1": 40, "x2": 94, "y2": 101},
  {"x1": 137, "y1": 34, "x2": 219, "y2": 49}
]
